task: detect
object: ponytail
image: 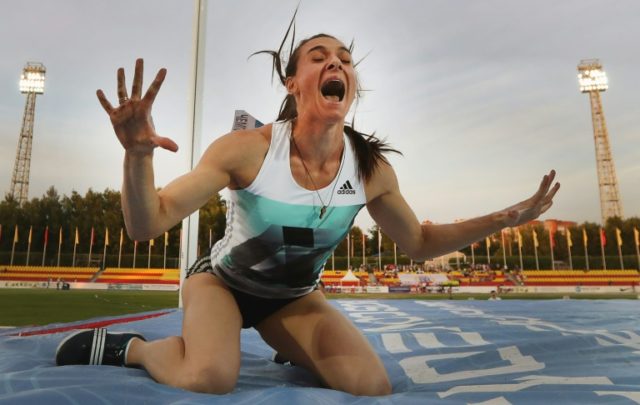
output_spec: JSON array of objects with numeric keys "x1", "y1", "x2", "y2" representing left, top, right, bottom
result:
[{"x1": 344, "y1": 126, "x2": 401, "y2": 182}]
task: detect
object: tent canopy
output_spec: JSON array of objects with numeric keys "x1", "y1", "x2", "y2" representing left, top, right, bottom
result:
[{"x1": 340, "y1": 269, "x2": 360, "y2": 283}]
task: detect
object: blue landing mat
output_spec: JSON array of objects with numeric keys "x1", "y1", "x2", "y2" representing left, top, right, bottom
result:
[{"x1": 2, "y1": 299, "x2": 640, "y2": 404}]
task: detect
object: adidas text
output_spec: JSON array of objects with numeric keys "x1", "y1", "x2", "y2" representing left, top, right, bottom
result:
[{"x1": 338, "y1": 180, "x2": 356, "y2": 195}]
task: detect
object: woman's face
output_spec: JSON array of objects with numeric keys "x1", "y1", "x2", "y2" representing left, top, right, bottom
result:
[{"x1": 286, "y1": 36, "x2": 357, "y2": 124}]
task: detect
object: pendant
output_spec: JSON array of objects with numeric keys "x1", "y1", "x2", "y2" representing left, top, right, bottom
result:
[{"x1": 319, "y1": 206, "x2": 327, "y2": 219}]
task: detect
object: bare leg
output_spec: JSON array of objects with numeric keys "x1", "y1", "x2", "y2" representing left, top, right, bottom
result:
[
  {"x1": 256, "y1": 291, "x2": 391, "y2": 396},
  {"x1": 127, "y1": 273, "x2": 243, "y2": 394}
]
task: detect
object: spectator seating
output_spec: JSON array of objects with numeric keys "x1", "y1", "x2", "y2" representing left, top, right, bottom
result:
[
  {"x1": 96, "y1": 268, "x2": 179, "y2": 284},
  {"x1": 0, "y1": 266, "x2": 180, "y2": 285},
  {"x1": 0, "y1": 266, "x2": 97, "y2": 282},
  {"x1": 522, "y1": 269, "x2": 640, "y2": 286}
]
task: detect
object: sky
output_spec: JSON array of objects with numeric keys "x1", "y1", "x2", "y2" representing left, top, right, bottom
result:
[{"x1": 0, "y1": 0, "x2": 638, "y2": 233}]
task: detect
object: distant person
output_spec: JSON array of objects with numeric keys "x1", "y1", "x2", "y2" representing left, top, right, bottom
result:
[
  {"x1": 55, "y1": 27, "x2": 559, "y2": 396},
  {"x1": 488, "y1": 290, "x2": 502, "y2": 300}
]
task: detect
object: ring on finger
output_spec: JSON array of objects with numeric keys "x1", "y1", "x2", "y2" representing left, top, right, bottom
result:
[{"x1": 120, "y1": 96, "x2": 129, "y2": 103}]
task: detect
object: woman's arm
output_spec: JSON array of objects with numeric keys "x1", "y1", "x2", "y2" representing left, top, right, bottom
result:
[
  {"x1": 97, "y1": 59, "x2": 239, "y2": 241},
  {"x1": 366, "y1": 163, "x2": 560, "y2": 260},
  {"x1": 121, "y1": 139, "x2": 233, "y2": 241}
]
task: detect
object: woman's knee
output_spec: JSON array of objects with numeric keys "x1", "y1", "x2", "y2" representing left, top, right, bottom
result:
[
  {"x1": 179, "y1": 363, "x2": 239, "y2": 394},
  {"x1": 359, "y1": 373, "x2": 392, "y2": 396},
  {"x1": 343, "y1": 370, "x2": 392, "y2": 396}
]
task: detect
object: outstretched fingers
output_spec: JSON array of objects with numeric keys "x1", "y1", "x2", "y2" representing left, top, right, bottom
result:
[
  {"x1": 96, "y1": 89, "x2": 114, "y2": 113},
  {"x1": 546, "y1": 169, "x2": 556, "y2": 186},
  {"x1": 537, "y1": 176, "x2": 560, "y2": 214},
  {"x1": 117, "y1": 68, "x2": 128, "y2": 104},
  {"x1": 131, "y1": 58, "x2": 144, "y2": 100},
  {"x1": 98, "y1": 59, "x2": 174, "y2": 151},
  {"x1": 532, "y1": 170, "x2": 555, "y2": 202},
  {"x1": 143, "y1": 68, "x2": 167, "y2": 105},
  {"x1": 542, "y1": 182, "x2": 561, "y2": 205}
]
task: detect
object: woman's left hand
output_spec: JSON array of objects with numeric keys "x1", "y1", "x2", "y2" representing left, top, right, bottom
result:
[{"x1": 495, "y1": 170, "x2": 560, "y2": 227}]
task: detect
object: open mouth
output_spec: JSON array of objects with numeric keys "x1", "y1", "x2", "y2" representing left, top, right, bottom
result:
[{"x1": 320, "y1": 79, "x2": 345, "y2": 102}]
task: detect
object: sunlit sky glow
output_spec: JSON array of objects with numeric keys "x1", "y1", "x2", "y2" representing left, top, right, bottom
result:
[{"x1": 1, "y1": 0, "x2": 638, "y2": 232}]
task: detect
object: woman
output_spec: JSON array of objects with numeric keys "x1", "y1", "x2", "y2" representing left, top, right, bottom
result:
[{"x1": 55, "y1": 33, "x2": 559, "y2": 396}]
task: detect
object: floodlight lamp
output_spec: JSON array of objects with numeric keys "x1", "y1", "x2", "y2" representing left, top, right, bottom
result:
[
  {"x1": 19, "y1": 62, "x2": 46, "y2": 94},
  {"x1": 577, "y1": 59, "x2": 608, "y2": 93}
]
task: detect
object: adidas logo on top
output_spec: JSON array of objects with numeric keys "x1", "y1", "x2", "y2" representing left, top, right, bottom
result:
[{"x1": 337, "y1": 180, "x2": 356, "y2": 195}]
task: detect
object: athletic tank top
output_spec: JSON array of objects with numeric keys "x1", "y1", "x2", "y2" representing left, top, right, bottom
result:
[{"x1": 210, "y1": 120, "x2": 366, "y2": 298}]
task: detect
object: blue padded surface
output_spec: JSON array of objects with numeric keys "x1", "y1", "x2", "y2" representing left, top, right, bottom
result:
[{"x1": 2, "y1": 299, "x2": 640, "y2": 404}]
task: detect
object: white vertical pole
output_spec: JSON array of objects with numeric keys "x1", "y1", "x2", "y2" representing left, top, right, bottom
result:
[
  {"x1": 393, "y1": 242, "x2": 397, "y2": 267},
  {"x1": 42, "y1": 226, "x2": 48, "y2": 266},
  {"x1": 377, "y1": 227, "x2": 382, "y2": 272},
  {"x1": 57, "y1": 227, "x2": 62, "y2": 267},
  {"x1": 102, "y1": 232, "x2": 108, "y2": 269},
  {"x1": 549, "y1": 228, "x2": 555, "y2": 270},
  {"x1": 26, "y1": 226, "x2": 32, "y2": 265},
  {"x1": 133, "y1": 241, "x2": 138, "y2": 268},
  {"x1": 118, "y1": 228, "x2": 123, "y2": 268},
  {"x1": 346, "y1": 234, "x2": 350, "y2": 270},
  {"x1": 471, "y1": 243, "x2": 475, "y2": 266},
  {"x1": 501, "y1": 230, "x2": 507, "y2": 269},
  {"x1": 567, "y1": 232, "x2": 573, "y2": 270},
  {"x1": 361, "y1": 233, "x2": 365, "y2": 267},
  {"x1": 148, "y1": 241, "x2": 152, "y2": 269},
  {"x1": 180, "y1": 0, "x2": 207, "y2": 308},
  {"x1": 163, "y1": 232, "x2": 168, "y2": 269},
  {"x1": 486, "y1": 238, "x2": 491, "y2": 266}
]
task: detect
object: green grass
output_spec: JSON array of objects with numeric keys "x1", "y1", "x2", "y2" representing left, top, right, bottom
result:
[
  {"x1": 0, "y1": 289, "x2": 179, "y2": 327},
  {"x1": 1, "y1": 289, "x2": 637, "y2": 327}
]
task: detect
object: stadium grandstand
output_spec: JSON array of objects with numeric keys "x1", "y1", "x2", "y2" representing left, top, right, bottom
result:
[
  {"x1": 1, "y1": 265, "x2": 639, "y2": 292},
  {"x1": 318, "y1": 267, "x2": 640, "y2": 292},
  {"x1": 0, "y1": 266, "x2": 179, "y2": 287}
]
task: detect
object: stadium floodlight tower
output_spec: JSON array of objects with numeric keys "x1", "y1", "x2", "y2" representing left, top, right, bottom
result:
[
  {"x1": 10, "y1": 62, "x2": 46, "y2": 204},
  {"x1": 577, "y1": 59, "x2": 623, "y2": 224}
]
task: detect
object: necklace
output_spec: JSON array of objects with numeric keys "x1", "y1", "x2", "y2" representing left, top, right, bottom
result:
[{"x1": 290, "y1": 133, "x2": 345, "y2": 219}]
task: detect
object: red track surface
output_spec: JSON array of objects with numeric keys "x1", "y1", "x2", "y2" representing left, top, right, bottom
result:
[{"x1": 12, "y1": 310, "x2": 173, "y2": 337}]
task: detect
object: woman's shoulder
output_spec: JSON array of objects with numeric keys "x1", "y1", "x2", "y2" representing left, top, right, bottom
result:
[
  {"x1": 205, "y1": 123, "x2": 273, "y2": 157},
  {"x1": 229, "y1": 122, "x2": 273, "y2": 146},
  {"x1": 198, "y1": 124, "x2": 274, "y2": 188}
]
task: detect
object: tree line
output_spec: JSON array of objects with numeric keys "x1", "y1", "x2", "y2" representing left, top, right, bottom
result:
[
  {"x1": 0, "y1": 187, "x2": 374, "y2": 267},
  {"x1": 1, "y1": 187, "x2": 638, "y2": 269}
]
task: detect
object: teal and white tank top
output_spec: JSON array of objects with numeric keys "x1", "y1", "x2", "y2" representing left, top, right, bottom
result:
[{"x1": 210, "y1": 120, "x2": 366, "y2": 298}]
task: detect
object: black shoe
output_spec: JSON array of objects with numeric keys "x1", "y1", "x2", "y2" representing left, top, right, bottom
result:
[{"x1": 55, "y1": 328, "x2": 145, "y2": 367}]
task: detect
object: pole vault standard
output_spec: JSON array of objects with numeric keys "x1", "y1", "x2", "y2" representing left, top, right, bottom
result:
[{"x1": 179, "y1": 0, "x2": 207, "y2": 308}]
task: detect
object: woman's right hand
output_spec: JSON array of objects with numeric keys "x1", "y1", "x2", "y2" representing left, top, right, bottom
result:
[{"x1": 97, "y1": 58, "x2": 178, "y2": 155}]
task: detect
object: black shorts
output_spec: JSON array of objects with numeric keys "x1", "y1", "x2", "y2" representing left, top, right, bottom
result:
[{"x1": 186, "y1": 256, "x2": 309, "y2": 329}]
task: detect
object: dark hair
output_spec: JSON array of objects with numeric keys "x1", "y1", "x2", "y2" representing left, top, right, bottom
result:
[{"x1": 251, "y1": 12, "x2": 401, "y2": 182}]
